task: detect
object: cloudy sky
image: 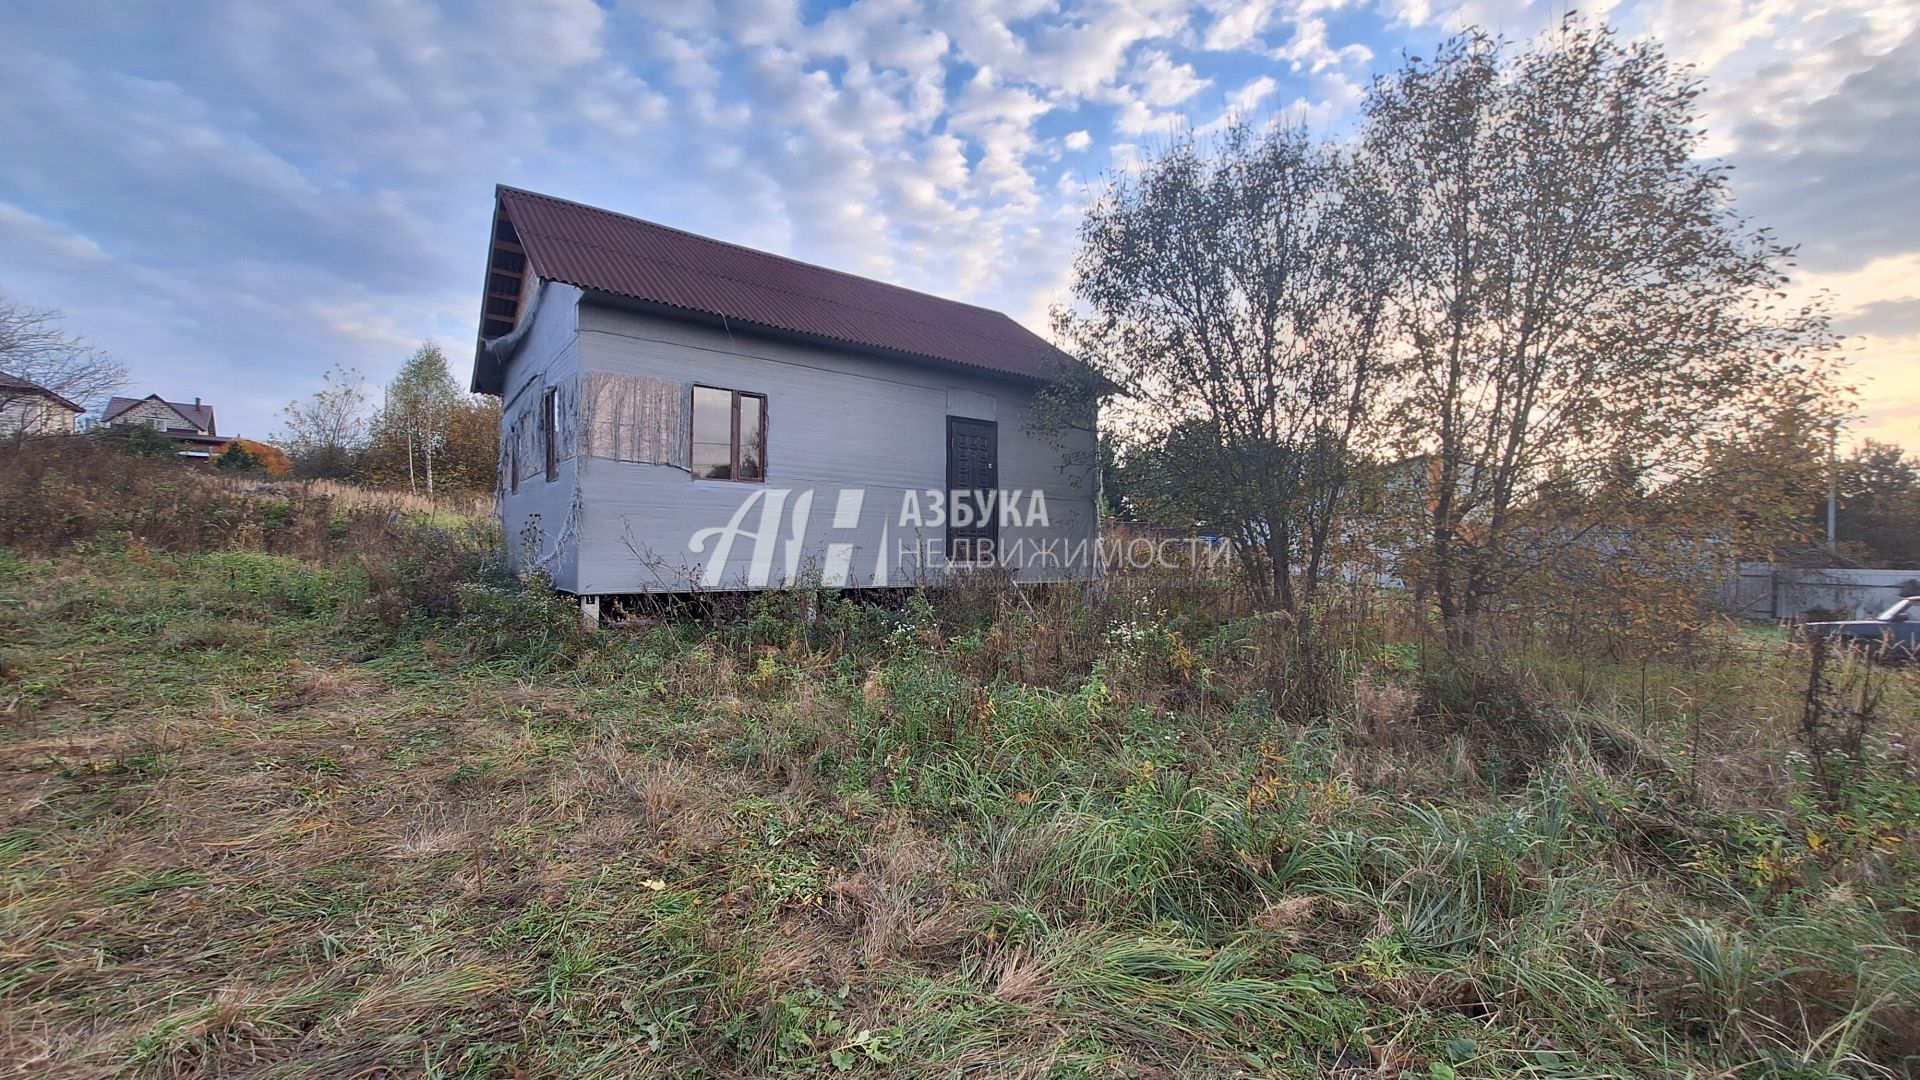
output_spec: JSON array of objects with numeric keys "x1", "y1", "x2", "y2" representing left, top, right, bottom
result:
[{"x1": 3, "y1": 0, "x2": 1915, "y2": 449}]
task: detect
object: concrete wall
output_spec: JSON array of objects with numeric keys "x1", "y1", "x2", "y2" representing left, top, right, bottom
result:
[
  {"x1": 1727, "y1": 563, "x2": 1920, "y2": 620},
  {"x1": 0, "y1": 397, "x2": 80, "y2": 435},
  {"x1": 111, "y1": 399, "x2": 201, "y2": 433},
  {"x1": 501, "y1": 296, "x2": 1101, "y2": 594}
]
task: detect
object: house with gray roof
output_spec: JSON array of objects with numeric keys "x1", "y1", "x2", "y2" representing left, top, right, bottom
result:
[
  {"x1": 471, "y1": 185, "x2": 1102, "y2": 599},
  {"x1": 102, "y1": 393, "x2": 231, "y2": 457}
]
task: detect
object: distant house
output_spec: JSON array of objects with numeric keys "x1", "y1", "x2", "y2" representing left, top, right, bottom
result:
[
  {"x1": 0, "y1": 370, "x2": 85, "y2": 435},
  {"x1": 102, "y1": 393, "x2": 231, "y2": 458},
  {"x1": 470, "y1": 185, "x2": 1102, "y2": 599}
]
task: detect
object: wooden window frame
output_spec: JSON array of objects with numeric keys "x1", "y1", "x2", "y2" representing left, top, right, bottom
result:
[
  {"x1": 691, "y1": 385, "x2": 768, "y2": 483},
  {"x1": 541, "y1": 387, "x2": 559, "y2": 483}
]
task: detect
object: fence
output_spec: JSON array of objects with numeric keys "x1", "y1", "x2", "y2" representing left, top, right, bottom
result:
[{"x1": 1724, "y1": 563, "x2": 1920, "y2": 620}]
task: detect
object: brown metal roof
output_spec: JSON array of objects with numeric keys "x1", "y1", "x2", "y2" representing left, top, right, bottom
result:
[
  {"x1": 0, "y1": 370, "x2": 84, "y2": 413},
  {"x1": 482, "y1": 186, "x2": 1077, "y2": 388}
]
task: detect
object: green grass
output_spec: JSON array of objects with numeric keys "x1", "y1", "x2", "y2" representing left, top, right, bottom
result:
[{"x1": 0, "y1": 547, "x2": 1915, "y2": 1077}]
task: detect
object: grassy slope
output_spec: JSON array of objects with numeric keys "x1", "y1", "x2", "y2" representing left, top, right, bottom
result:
[{"x1": 0, "y1": 547, "x2": 1916, "y2": 1079}]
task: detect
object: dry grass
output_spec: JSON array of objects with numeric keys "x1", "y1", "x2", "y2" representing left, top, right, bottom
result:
[
  {"x1": 0, "y1": 535, "x2": 1916, "y2": 1077},
  {"x1": 218, "y1": 476, "x2": 496, "y2": 521}
]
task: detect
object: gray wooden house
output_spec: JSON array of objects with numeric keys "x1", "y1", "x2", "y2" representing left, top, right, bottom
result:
[{"x1": 470, "y1": 186, "x2": 1101, "y2": 600}]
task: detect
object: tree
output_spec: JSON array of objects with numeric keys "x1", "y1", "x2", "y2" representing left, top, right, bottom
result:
[
  {"x1": 277, "y1": 365, "x2": 371, "y2": 480},
  {"x1": 1795, "y1": 438, "x2": 1920, "y2": 567},
  {"x1": 374, "y1": 343, "x2": 460, "y2": 496},
  {"x1": 1688, "y1": 388, "x2": 1850, "y2": 560},
  {"x1": 93, "y1": 422, "x2": 176, "y2": 458},
  {"x1": 1057, "y1": 123, "x2": 1393, "y2": 611},
  {"x1": 437, "y1": 393, "x2": 502, "y2": 493},
  {"x1": 361, "y1": 342, "x2": 499, "y2": 495},
  {"x1": 0, "y1": 294, "x2": 126, "y2": 425},
  {"x1": 1831, "y1": 440, "x2": 1920, "y2": 566},
  {"x1": 227, "y1": 439, "x2": 294, "y2": 478},
  {"x1": 216, "y1": 442, "x2": 263, "y2": 473},
  {"x1": 1357, "y1": 19, "x2": 1847, "y2": 647}
]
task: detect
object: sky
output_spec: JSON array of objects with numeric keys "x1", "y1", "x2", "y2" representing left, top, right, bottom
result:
[{"x1": 2, "y1": 0, "x2": 1916, "y2": 450}]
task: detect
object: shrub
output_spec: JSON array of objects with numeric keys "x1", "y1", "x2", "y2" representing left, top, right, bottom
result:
[{"x1": 445, "y1": 572, "x2": 586, "y2": 671}]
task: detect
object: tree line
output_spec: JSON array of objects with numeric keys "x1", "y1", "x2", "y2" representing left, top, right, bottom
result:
[
  {"x1": 0, "y1": 295, "x2": 498, "y2": 496},
  {"x1": 277, "y1": 342, "x2": 499, "y2": 495},
  {"x1": 1057, "y1": 18, "x2": 1863, "y2": 648}
]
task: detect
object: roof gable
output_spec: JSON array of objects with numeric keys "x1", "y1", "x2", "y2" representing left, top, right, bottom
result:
[
  {"x1": 0, "y1": 370, "x2": 84, "y2": 412},
  {"x1": 104, "y1": 394, "x2": 215, "y2": 432},
  {"x1": 473, "y1": 186, "x2": 1077, "y2": 393}
]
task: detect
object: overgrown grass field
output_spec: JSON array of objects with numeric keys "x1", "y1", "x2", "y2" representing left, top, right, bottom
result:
[{"x1": 0, "y1": 448, "x2": 1916, "y2": 1077}]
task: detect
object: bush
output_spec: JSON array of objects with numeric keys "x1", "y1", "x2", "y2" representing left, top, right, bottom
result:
[{"x1": 444, "y1": 573, "x2": 585, "y2": 671}]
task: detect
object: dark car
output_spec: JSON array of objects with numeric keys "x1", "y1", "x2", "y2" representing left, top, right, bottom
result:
[{"x1": 1799, "y1": 596, "x2": 1920, "y2": 660}]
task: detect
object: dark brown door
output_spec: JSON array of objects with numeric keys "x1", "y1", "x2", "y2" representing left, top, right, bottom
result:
[{"x1": 946, "y1": 417, "x2": 998, "y2": 561}]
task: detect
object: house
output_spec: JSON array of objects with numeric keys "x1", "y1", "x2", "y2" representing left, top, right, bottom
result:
[
  {"x1": 0, "y1": 370, "x2": 85, "y2": 435},
  {"x1": 102, "y1": 393, "x2": 231, "y2": 458},
  {"x1": 471, "y1": 185, "x2": 1102, "y2": 599}
]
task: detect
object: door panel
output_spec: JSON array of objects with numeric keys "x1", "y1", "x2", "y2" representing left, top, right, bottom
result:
[{"x1": 946, "y1": 417, "x2": 998, "y2": 561}]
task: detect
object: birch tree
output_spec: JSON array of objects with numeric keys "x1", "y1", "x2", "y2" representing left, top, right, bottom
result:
[
  {"x1": 381, "y1": 342, "x2": 460, "y2": 497},
  {"x1": 1358, "y1": 19, "x2": 1846, "y2": 647}
]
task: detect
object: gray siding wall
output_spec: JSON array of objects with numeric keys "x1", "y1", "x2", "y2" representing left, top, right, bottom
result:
[
  {"x1": 496, "y1": 281, "x2": 584, "y2": 591},
  {"x1": 554, "y1": 299, "x2": 1099, "y2": 594}
]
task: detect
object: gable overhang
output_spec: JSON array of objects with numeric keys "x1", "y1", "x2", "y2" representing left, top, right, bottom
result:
[
  {"x1": 471, "y1": 275, "x2": 550, "y2": 396},
  {"x1": 104, "y1": 393, "x2": 206, "y2": 430},
  {"x1": 12, "y1": 386, "x2": 85, "y2": 413},
  {"x1": 471, "y1": 189, "x2": 534, "y2": 395}
]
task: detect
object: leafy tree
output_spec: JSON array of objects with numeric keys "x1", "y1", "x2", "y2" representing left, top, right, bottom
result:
[
  {"x1": 438, "y1": 393, "x2": 502, "y2": 494},
  {"x1": 1358, "y1": 19, "x2": 1847, "y2": 646},
  {"x1": 361, "y1": 342, "x2": 498, "y2": 495},
  {"x1": 277, "y1": 365, "x2": 371, "y2": 480},
  {"x1": 378, "y1": 342, "x2": 461, "y2": 496},
  {"x1": 1058, "y1": 123, "x2": 1393, "y2": 611},
  {"x1": 228, "y1": 438, "x2": 294, "y2": 478},
  {"x1": 216, "y1": 442, "x2": 263, "y2": 473},
  {"x1": 93, "y1": 422, "x2": 176, "y2": 458},
  {"x1": 1825, "y1": 439, "x2": 1918, "y2": 567}
]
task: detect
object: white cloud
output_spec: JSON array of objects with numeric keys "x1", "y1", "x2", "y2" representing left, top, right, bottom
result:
[
  {"x1": 940, "y1": 0, "x2": 1196, "y2": 96},
  {"x1": 0, "y1": 0, "x2": 1916, "y2": 451},
  {"x1": 804, "y1": 0, "x2": 952, "y2": 71},
  {"x1": 651, "y1": 31, "x2": 724, "y2": 92},
  {"x1": 1630, "y1": 0, "x2": 1920, "y2": 271},
  {"x1": 0, "y1": 202, "x2": 109, "y2": 266},
  {"x1": 1228, "y1": 74, "x2": 1280, "y2": 113},
  {"x1": 1380, "y1": 0, "x2": 1543, "y2": 33},
  {"x1": 1202, "y1": 0, "x2": 1280, "y2": 50},
  {"x1": 1128, "y1": 49, "x2": 1212, "y2": 105},
  {"x1": 1272, "y1": 16, "x2": 1374, "y2": 73},
  {"x1": 1195, "y1": 74, "x2": 1280, "y2": 135},
  {"x1": 1112, "y1": 97, "x2": 1176, "y2": 135}
]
